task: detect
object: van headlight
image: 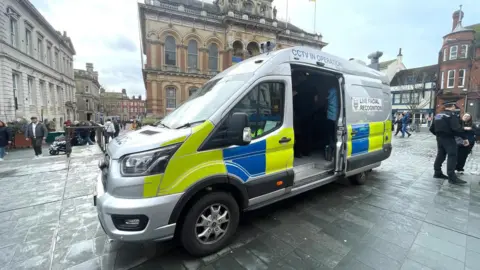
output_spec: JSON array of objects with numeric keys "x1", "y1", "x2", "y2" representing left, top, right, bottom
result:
[{"x1": 120, "y1": 144, "x2": 180, "y2": 176}]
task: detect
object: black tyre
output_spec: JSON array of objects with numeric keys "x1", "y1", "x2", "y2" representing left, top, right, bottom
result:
[
  {"x1": 348, "y1": 171, "x2": 368, "y2": 185},
  {"x1": 180, "y1": 191, "x2": 239, "y2": 257},
  {"x1": 49, "y1": 150, "x2": 59, "y2": 155}
]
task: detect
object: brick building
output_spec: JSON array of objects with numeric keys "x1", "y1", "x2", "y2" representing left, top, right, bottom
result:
[
  {"x1": 436, "y1": 8, "x2": 480, "y2": 121},
  {"x1": 138, "y1": 0, "x2": 327, "y2": 117},
  {"x1": 100, "y1": 89, "x2": 146, "y2": 121}
]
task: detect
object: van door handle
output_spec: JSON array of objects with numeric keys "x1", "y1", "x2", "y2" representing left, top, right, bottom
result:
[{"x1": 279, "y1": 137, "x2": 291, "y2": 143}]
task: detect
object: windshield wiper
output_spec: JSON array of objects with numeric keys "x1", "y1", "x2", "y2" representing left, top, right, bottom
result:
[
  {"x1": 157, "y1": 122, "x2": 170, "y2": 129},
  {"x1": 175, "y1": 120, "x2": 206, "y2": 129}
]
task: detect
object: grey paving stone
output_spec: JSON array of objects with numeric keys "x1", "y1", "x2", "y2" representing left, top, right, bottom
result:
[
  {"x1": 419, "y1": 222, "x2": 466, "y2": 247},
  {"x1": 406, "y1": 244, "x2": 464, "y2": 270},
  {"x1": 229, "y1": 247, "x2": 267, "y2": 270},
  {"x1": 466, "y1": 235, "x2": 480, "y2": 253},
  {"x1": 413, "y1": 231, "x2": 466, "y2": 262},
  {"x1": 400, "y1": 259, "x2": 433, "y2": 270},
  {"x1": 358, "y1": 233, "x2": 409, "y2": 262},
  {"x1": 466, "y1": 250, "x2": 480, "y2": 270}
]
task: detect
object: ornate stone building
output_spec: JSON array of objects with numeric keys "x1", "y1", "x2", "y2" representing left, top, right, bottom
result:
[
  {"x1": 139, "y1": 0, "x2": 327, "y2": 117},
  {"x1": 74, "y1": 63, "x2": 101, "y2": 121},
  {"x1": 1, "y1": 0, "x2": 76, "y2": 128}
]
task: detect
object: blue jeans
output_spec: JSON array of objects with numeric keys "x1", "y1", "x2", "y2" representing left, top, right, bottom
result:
[
  {"x1": 82, "y1": 136, "x2": 94, "y2": 145},
  {"x1": 0, "y1": 147, "x2": 5, "y2": 158}
]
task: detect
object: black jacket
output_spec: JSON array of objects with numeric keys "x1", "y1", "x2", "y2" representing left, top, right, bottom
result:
[
  {"x1": 429, "y1": 110, "x2": 466, "y2": 139},
  {"x1": 0, "y1": 127, "x2": 12, "y2": 147}
]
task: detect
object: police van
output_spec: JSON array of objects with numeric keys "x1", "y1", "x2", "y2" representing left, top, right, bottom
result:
[{"x1": 94, "y1": 44, "x2": 393, "y2": 256}]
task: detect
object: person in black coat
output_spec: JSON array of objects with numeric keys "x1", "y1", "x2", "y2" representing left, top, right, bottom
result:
[
  {"x1": 456, "y1": 113, "x2": 476, "y2": 173},
  {"x1": 0, "y1": 120, "x2": 12, "y2": 161},
  {"x1": 113, "y1": 120, "x2": 120, "y2": 138}
]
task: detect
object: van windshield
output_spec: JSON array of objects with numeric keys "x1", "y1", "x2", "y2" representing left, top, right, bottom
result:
[{"x1": 160, "y1": 73, "x2": 251, "y2": 129}]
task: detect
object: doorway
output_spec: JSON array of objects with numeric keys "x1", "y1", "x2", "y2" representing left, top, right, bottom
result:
[{"x1": 290, "y1": 64, "x2": 342, "y2": 172}]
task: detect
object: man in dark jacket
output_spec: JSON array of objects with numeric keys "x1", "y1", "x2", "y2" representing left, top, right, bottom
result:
[
  {"x1": 429, "y1": 102, "x2": 469, "y2": 184},
  {"x1": 25, "y1": 116, "x2": 48, "y2": 158},
  {"x1": 113, "y1": 120, "x2": 120, "y2": 138}
]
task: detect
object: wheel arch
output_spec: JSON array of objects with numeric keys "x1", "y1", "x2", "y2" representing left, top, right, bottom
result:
[{"x1": 168, "y1": 174, "x2": 248, "y2": 225}]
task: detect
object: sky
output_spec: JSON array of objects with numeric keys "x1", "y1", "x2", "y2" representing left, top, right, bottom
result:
[{"x1": 31, "y1": 0, "x2": 480, "y2": 98}]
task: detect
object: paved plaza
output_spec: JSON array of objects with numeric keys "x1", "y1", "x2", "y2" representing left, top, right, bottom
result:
[{"x1": 1, "y1": 132, "x2": 480, "y2": 270}]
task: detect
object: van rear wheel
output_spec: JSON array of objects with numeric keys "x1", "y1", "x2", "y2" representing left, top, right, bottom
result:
[
  {"x1": 180, "y1": 191, "x2": 239, "y2": 257},
  {"x1": 349, "y1": 171, "x2": 368, "y2": 185}
]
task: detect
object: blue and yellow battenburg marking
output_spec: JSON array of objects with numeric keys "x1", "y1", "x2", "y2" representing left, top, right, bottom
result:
[
  {"x1": 223, "y1": 141, "x2": 267, "y2": 182},
  {"x1": 347, "y1": 121, "x2": 390, "y2": 157}
]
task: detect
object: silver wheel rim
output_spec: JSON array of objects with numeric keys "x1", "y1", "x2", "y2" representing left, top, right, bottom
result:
[{"x1": 195, "y1": 203, "x2": 230, "y2": 245}]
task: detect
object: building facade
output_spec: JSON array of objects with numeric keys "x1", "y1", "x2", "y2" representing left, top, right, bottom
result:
[
  {"x1": 436, "y1": 8, "x2": 480, "y2": 121},
  {"x1": 0, "y1": 0, "x2": 76, "y2": 129},
  {"x1": 127, "y1": 95, "x2": 146, "y2": 120},
  {"x1": 74, "y1": 63, "x2": 101, "y2": 121},
  {"x1": 379, "y1": 48, "x2": 406, "y2": 83},
  {"x1": 139, "y1": 0, "x2": 327, "y2": 117},
  {"x1": 390, "y1": 65, "x2": 438, "y2": 125}
]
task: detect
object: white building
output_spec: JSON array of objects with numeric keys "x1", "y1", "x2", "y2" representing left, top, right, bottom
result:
[
  {"x1": 390, "y1": 65, "x2": 438, "y2": 125},
  {"x1": 0, "y1": 0, "x2": 76, "y2": 129},
  {"x1": 379, "y1": 48, "x2": 406, "y2": 83}
]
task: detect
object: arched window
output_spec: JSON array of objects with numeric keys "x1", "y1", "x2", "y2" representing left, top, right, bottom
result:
[
  {"x1": 187, "y1": 40, "x2": 198, "y2": 69},
  {"x1": 166, "y1": 86, "x2": 176, "y2": 109},
  {"x1": 208, "y1": 43, "x2": 218, "y2": 71},
  {"x1": 165, "y1": 36, "x2": 176, "y2": 66},
  {"x1": 189, "y1": 87, "x2": 198, "y2": 96}
]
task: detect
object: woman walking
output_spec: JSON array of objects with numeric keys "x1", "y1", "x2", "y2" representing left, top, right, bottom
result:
[
  {"x1": 0, "y1": 121, "x2": 12, "y2": 161},
  {"x1": 456, "y1": 113, "x2": 476, "y2": 174},
  {"x1": 394, "y1": 114, "x2": 403, "y2": 136}
]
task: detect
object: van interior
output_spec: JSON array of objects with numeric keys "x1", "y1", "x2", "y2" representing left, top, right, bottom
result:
[{"x1": 290, "y1": 64, "x2": 341, "y2": 183}]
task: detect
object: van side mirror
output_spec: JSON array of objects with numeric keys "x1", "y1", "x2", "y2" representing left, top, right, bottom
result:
[{"x1": 227, "y1": 112, "x2": 251, "y2": 146}]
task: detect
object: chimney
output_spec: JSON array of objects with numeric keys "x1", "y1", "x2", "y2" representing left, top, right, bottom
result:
[
  {"x1": 86, "y1": 63, "x2": 94, "y2": 73},
  {"x1": 122, "y1": 89, "x2": 127, "y2": 94},
  {"x1": 397, "y1": 48, "x2": 403, "y2": 64},
  {"x1": 452, "y1": 8, "x2": 464, "y2": 31},
  {"x1": 93, "y1": 71, "x2": 98, "y2": 81},
  {"x1": 367, "y1": 51, "x2": 383, "y2": 71},
  {"x1": 63, "y1": 31, "x2": 67, "y2": 37},
  {"x1": 139, "y1": 95, "x2": 141, "y2": 100}
]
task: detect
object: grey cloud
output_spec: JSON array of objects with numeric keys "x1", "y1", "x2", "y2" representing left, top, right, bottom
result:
[
  {"x1": 99, "y1": 64, "x2": 145, "y2": 97},
  {"x1": 105, "y1": 35, "x2": 137, "y2": 52}
]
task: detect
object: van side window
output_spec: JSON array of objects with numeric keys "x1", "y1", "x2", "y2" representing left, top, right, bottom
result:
[{"x1": 231, "y1": 82, "x2": 285, "y2": 138}]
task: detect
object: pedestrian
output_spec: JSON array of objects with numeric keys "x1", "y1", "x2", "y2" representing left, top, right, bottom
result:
[
  {"x1": 0, "y1": 120, "x2": 13, "y2": 161},
  {"x1": 24, "y1": 116, "x2": 48, "y2": 158},
  {"x1": 394, "y1": 114, "x2": 403, "y2": 136},
  {"x1": 104, "y1": 118, "x2": 115, "y2": 143},
  {"x1": 113, "y1": 120, "x2": 120, "y2": 138},
  {"x1": 79, "y1": 122, "x2": 94, "y2": 145},
  {"x1": 401, "y1": 112, "x2": 411, "y2": 138},
  {"x1": 429, "y1": 102, "x2": 469, "y2": 184},
  {"x1": 456, "y1": 113, "x2": 476, "y2": 174}
]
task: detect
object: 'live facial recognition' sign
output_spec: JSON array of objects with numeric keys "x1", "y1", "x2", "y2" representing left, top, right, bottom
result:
[{"x1": 352, "y1": 97, "x2": 383, "y2": 112}]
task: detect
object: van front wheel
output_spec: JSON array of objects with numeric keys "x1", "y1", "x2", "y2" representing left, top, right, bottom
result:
[
  {"x1": 180, "y1": 191, "x2": 239, "y2": 257},
  {"x1": 348, "y1": 171, "x2": 368, "y2": 185}
]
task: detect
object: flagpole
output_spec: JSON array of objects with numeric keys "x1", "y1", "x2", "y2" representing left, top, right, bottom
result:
[
  {"x1": 286, "y1": 0, "x2": 289, "y2": 29},
  {"x1": 314, "y1": 0, "x2": 317, "y2": 33}
]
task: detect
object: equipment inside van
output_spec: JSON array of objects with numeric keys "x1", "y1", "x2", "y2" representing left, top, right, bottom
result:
[{"x1": 94, "y1": 46, "x2": 392, "y2": 257}]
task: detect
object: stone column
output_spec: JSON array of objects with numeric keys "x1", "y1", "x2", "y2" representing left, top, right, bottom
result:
[
  {"x1": 155, "y1": 42, "x2": 164, "y2": 69},
  {"x1": 222, "y1": 49, "x2": 232, "y2": 70},
  {"x1": 177, "y1": 44, "x2": 187, "y2": 72},
  {"x1": 146, "y1": 80, "x2": 153, "y2": 114},
  {"x1": 146, "y1": 42, "x2": 153, "y2": 68},
  {"x1": 180, "y1": 83, "x2": 186, "y2": 103},
  {"x1": 200, "y1": 47, "x2": 209, "y2": 74}
]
